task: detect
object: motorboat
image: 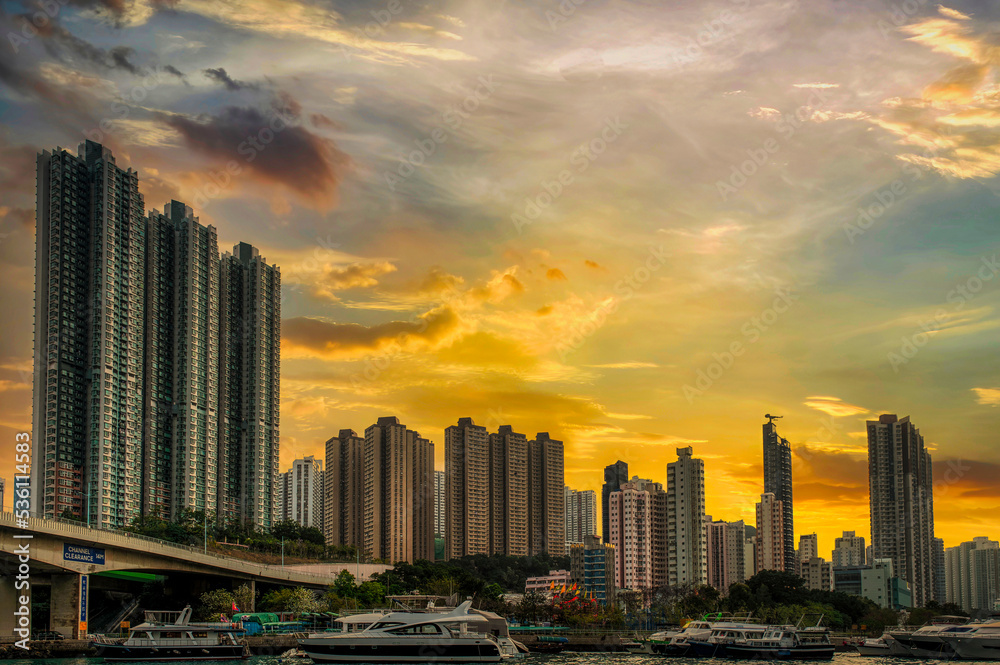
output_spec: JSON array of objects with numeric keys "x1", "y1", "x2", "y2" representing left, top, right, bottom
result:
[
  {"x1": 725, "y1": 625, "x2": 834, "y2": 660},
  {"x1": 630, "y1": 629, "x2": 681, "y2": 654},
  {"x1": 941, "y1": 621, "x2": 1000, "y2": 660},
  {"x1": 854, "y1": 635, "x2": 893, "y2": 656},
  {"x1": 298, "y1": 600, "x2": 508, "y2": 662},
  {"x1": 657, "y1": 619, "x2": 719, "y2": 656},
  {"x1": 687, "y1": 620, "x2": 771, "y2": 658},
  {"x1": 91, "y1": 606, "x2": 249, "y2": 661},
  {"x1": 892, "y1": 615, "x2": 970, "y2": 659}
]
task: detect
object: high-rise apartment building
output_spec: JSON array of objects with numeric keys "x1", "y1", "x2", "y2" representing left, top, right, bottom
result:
[
  {"x1": 609, "y1": 481, "x2": 653, "y2": 589},
  {"x1": 797, "y1": 533, "x2": 818, "y2": 573},
  {"x1": 801, "y1": 556, "x2": 834, "y2": 591},
  {"x1": 33, "y1": 141, "x2": 145, "y2": 528},
  {"x1": 756, "y1": 492, "x2": 784, "y2": 573},
  {"x1": 667, "y1": 446, "x2": 707, "y2": 586},
  {"x1": 434, "y1": 470, "x2": 445, "y2": 538},
  {"x1": 630, "y1": 476, "x2": 668, "y2": 587},
  {"x1": 833, "y1": 530, "x2": 866, "y2": 568},
  {"x1": 489, "y1": 425, "x2": 529, "y2": 555},
  {"x1": 31, "y1": 142, "x2": 280, "y2": 529},
  {"x1": 945, "y1": 536, "x2": 1000, "y2": 613},
  {"x1": 527, "y1": 432, "x2": 565, "y2": 556},
  {"x1": 868, "y1": 414, "x2": 936, "y2": 607},
  {"x1": 278, "y1": 456, "x2": 323, "y2": 528},
  {"x1": 444, "y1": 418, "x2": 491, "y2": 558},
  {"x1": 324, "y1": 429, "x2": 365, "y2": 548},
  {"x1": 763, "y1": 419, "x2": 794, "y2": 572},
  {"x1": 218, "y1": 242, "x2": 281, "y2": 528},
  {"x1": 707, "y1": 519, "x2": 748, "y2": 593},
  {"x1": 565, "y1": 486, "x2": 598, "y2": 545},
  {"x1": 933, "y1": 536, "x2": 946, "y2": 604},
  {"x1": 361, "y1": 416, "x2": 434, "y2": 563},
  {"x1": 602, "y1": 460, "x2": 628, "y2": 543},
  {"x1": 145, "y1": 201, "x2": 220, "y2": 520}
]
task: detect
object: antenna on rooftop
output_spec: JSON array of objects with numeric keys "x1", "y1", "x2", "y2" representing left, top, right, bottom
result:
[{"x1": 765, "y1": 414, "x2": 783, "y2": 424}]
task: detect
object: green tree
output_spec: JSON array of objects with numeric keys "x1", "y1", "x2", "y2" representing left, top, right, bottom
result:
[
  {"x1": 260, "y1": 587, "x2": 321, "y2": 613},
  {"x1": 198, "y1": 589, "x2": 235, "y2": 620},
  {"x1": 233, "y1": 583, "x2": 255, "y2": 612}
]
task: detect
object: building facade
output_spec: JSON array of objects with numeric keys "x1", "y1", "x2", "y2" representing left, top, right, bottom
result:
[
  {"x1": 763, "y1": 419, "x2": 795, "y2": 573},
  {"x1": 797, "y1": 533, "x2": 818, "y2": 574},
  {"x1": 32, "y1": 142, "x2": 279, "y2": 529},
  {"x1": 527, "y1": 432, "x2": 565, "y2": 556},
  {"x1": 833, "y1": 530, "x2": 866, "y2": 568},
  {"x1": 945, "y1": 536, "x2": 1000, "y2": 614},
  {"x1": 444, "y1": 418, "x2": 491, "y2": 558},
  {"x1": 602, "y1": 460, "x2": 628, "y2": 543},
  {"x1": 667, "y1": 447, "x2": 707, "y2": 586},
  {"x1": 801, "y1": 556, "x2": 834, "y2": 591},
  {"x1": 756, "y1": 492, "x2": 784, "y2": 573},
  {"x1": 565, "y1": 486, "x2": 598, "y2": 545},
  {"x1": 434, "y1": 470, "x2": 445, "y2": 538},
  {"x1": 489, "y1": 425, "x2": 529, "y2": 555},
  {"x1": 323, "y1": 429, "x2": 365, "y2": 548},
  {"x1": 608, "y1": 481, "x2": 653, "y2": 590},
  {"x1": 569, "y1": 534, "x2": 616, "y2": 603},
  {"x1": 868, "y1": 414, "x2": 936, "y2": 607},
  {"x1": 707, "y1": 519, "x2": 747, "y2": 593},
  {"x1": 278, "y1": 456, "x2": 323, "y2": 528}
]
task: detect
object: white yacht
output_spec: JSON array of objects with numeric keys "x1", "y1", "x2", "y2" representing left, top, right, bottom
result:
[
  {"x1": 891, "y1": 615, "x2": 970, "y2": 659},
  {"x1": 658, "y1": 619, "x2": 716, "y2": 656},
  {"x1": 631, "y1": 629, "x2": 681, "y2": 654},
  {"x1": 941, "y1": 621, "x2": 1000, "y2": 660},
  {"x1": 855, "y1": 634, "x2": 898, "y2": 656},
  {"x1": 298, "y1": 600, "x2": 508, "y2": 663}
]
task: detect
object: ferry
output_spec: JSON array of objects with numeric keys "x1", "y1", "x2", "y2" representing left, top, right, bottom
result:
[
  {"x1": 725, "y1": 625, "x2": 834, "y2": 660},
  {"x1": 91, "y1": 606, "x2": 249, "y2": 661}
]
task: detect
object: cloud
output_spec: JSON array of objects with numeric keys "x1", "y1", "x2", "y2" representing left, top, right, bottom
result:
[
  {"x1": 803, "y1": 396, "x2": 869, "y2": 417},
  {"x1": 282, "y1": 306, "x2": 462, "y2": 360},
  {"x1": 203, "y1": 67, "x2": 258, "y2": 91},
  {"x1": 546, "y1": 268, "x2": 567, "y2": 280},
  {"x1": 584, "y1": 260, "x2": 605, "y2": 270},
  {"x1": 938, "y1": 5, "x2": 971, "y2": 21},
  {"x1": 586, "y1": 362, "x2": 659, "y2": 369},
  {"x1": 160, "y1": 98, "x2": 350, "y2": 209},
  {"x1": 792, "y1": 83, "x2": 840, "y2": 89},
  {"x1": 310, "y1": 262, "x2": 397, "y2": 301},
  {"x1": 971, "y1": 387, "x2": 1000, "y2": 406}
]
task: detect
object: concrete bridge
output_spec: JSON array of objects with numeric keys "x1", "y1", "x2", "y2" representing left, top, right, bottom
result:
[{"x1": 0, "y1": 512, "x2": 341, "y2": 640}]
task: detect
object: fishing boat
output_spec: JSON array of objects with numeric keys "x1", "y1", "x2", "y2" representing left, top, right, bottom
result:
[
  {"x1": 91, "y1": 606, "x2": 249, "y2": 662},
  {"x1": 725, "y1": 625, "x2": 834, "y2": 660},
  {"x1": 298, "y1": 600, "x2": 508, "y2": 663}
]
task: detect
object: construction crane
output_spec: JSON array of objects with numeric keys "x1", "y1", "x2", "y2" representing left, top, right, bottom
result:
[{"x1": 764, "y1": 414, "x2": 783, "y2": 424}]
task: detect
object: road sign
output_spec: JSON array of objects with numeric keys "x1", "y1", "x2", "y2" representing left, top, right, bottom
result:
[{"x1": 121, "y1": 621, "x2": 130, "y2": 629}]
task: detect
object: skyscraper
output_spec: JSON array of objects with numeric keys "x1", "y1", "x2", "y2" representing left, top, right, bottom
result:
[
  {"x1": 667, "y1": 446, "x2": 708, "y2": 586},
  {"x1": 32, "y1": 142, "x2": 280, "y2": 530},
  {"x1": 868, "y1": 414, "x2": 936, "y2": 607},
  {"x1": 444, "y1": 417, "x2": 490, "y2": 558},
  {"x1": 609, "y1": 480, "x2": 653, "y2": 589},
  {"x1": 706, "y1": 519, "x2": 748, "y2": 593},
  {"x1": 763, "y1": 418, "x2": 794, "y2": 572},
  {"x1": 756, "y1": 492, "x2": 784, "y2": 573},
  {"x1": 932, "y1": 536, "x2": 946, "y2": 604},
  {"x1": 528, "y1": 432, "x2": 565, "y2": 556},
  {"x1": 602, "y1": 460, "x2": 628, "y2": 543},
  {"x1": 832, "y1": 530, "x2": 866, "y2": 568},
  {"x1": 145, "y1": 201, "x2": 220, "y2": 521},
  {"x1": 278, "y1": 456, "x2": 324, "y2": 528},
  {"x1": 33, "y1": 141, "x2": 145, "y2": 528},
  {"x1": 489, "y1": 425, "x2": 529, "y2": 555},
  {"x1": 218, "y1": 242, "x2": 281, "y2": 528},
  {"x1": 434, "y1": 470, "x2": 445, "y2": 538},
  {"x1": 362, "y1": 416, "x2": 434, "y2": 563},
  {"x1": 324, "y1": 429, "x2": 365, "y2": 549},
  {"x1": 565, "y1": 486, "x2": 598, "y2": 545}
]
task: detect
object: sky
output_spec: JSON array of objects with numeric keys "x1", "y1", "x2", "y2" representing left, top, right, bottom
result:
[{"x1": 0, "y1": 0, "x2": 998, "y2": 557}]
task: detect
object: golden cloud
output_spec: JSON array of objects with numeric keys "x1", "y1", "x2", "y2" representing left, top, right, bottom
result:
[{"x1": 971, "y1": 387, "x2": 1000, "y2": 406}]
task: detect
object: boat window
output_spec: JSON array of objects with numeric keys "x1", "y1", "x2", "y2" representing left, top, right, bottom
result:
[
  {"x1": 192, "y1": 632, "x2": 208, "y2": 638},
  {"x1": 388, "y1": 624, "x2": 443, "y2": 635},
  {"x1": 369, "y1": 621, "x2": 405, "y2": 630},
  {"x1": 162, "y1": 632, "x2": 182, "y2": 638}
]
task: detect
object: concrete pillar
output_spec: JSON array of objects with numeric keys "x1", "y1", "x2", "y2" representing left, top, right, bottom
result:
[
  {"x1": 0, "y1": 574, "x2": 31, "y2": 639},
  {"x1": 50, "y1": 573, "x2": 86, "y2": 639},
  {"x1": 249, "y1": 580, "x2": 256, "y2": 611}
]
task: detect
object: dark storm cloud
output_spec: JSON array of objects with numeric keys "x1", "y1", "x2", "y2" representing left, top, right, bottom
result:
[
  {"x1": 203, "y1": 67, "x2": 257, "y2": 91},
  {"x1": 159, "y1": 99, "x2": 350, "y2": 207}
]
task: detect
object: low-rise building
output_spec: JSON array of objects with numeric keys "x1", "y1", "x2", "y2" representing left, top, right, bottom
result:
[
  {"x1": 570, "y1": 534, "x2": 616, "y2": 603},
  {"x1": 525, "y1": 569, "x2": 572, "y2": 596}
]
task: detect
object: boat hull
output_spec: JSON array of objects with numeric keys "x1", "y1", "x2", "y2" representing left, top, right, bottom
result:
[
  {"x1": 688, "y1": 640, "x2": 728, "y2": 658},
  {"x1": 854, "y1": 645, "x2": 891, "y2": 657},
  {"x1": 94, "y1": 643, "x2": 248, "y2": 662},
  {"x1": 950, "y1": 637, "x2": 1000, "y2": 660},
  {"x1": 726, "y1": 644, "x2": 834, "y2": 661},
  {"x1": 299, "y1": 637, "x2": 504, "y2": 663}
]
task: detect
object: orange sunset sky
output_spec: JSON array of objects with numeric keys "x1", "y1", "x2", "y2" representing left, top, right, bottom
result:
[{"x1": 1, "y1": 0, "x2": 999, "y2": 558}]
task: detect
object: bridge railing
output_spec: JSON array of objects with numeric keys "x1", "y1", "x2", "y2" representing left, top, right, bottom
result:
[{"x1": 0, "y1": 511, "x2": 332, "y2": 585}]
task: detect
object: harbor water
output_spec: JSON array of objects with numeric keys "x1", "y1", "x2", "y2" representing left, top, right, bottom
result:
[{"x1": 2, "y1": 654, "x2": 999, "y2": 665}]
